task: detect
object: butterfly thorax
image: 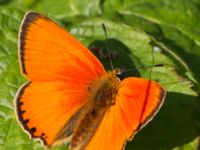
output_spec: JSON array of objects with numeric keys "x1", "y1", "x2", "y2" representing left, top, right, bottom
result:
[{"x1": 67, "y1": 69, "x2": 121, "y2": 150}]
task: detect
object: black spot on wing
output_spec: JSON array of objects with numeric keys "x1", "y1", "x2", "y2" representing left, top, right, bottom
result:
[
  {"x1": 15, "y1": 80, "x2": 48, "y2": 145},
  {"x1": 16, "y1": 81, "x2": 31, "y2": 126},
  {"x1": 24, "y1": 119, "x2": 29, "y2": 124},
  {"x1": 30, "y1": 127, "x2": 37, "y2": 133}
]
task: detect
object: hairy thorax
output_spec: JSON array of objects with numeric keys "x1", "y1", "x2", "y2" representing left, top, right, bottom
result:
[{"x1": 69, "y1": 69, "x2": 121, "y2": 150}]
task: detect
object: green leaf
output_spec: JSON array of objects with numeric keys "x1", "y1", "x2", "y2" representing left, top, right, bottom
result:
[
  {"x1": 26, "y1": 0, "x2": 102, "y2": 18},
  {"x1": 172, "y1": 137, "x2": 199, "y2": 150},
  {"x1": 118, "y1": 0, "x2": 200, "y2": 94}
]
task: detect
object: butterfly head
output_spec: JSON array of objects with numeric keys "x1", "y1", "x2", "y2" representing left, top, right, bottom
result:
[{"x1": 115, "y1": 68, "x2": 125, "y2": 82}]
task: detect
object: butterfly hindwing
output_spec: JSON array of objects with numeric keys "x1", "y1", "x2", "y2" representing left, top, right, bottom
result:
[
  {"x1": 16, "y1": 81, "x2": 89, "y2": 145},
  {"x1": 16, "y1": 12, "x2": 106, "y2": 146}
]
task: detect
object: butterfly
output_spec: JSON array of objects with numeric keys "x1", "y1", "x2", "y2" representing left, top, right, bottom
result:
[{"x1": 15, "y1": 12, "x2": 166, "y2": 150}]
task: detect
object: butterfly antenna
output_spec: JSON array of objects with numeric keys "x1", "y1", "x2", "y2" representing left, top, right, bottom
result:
[
  {"x1": 102, "y1": 23, "x2": 114, "y2": 70},
  {"x1": 120, "y1": 64, "x2": 164, "y2": 74}
]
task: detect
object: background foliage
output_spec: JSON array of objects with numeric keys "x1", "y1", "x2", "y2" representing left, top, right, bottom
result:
[{"x1": 0, "y1": 0, "x2": 200, "y2": 150}]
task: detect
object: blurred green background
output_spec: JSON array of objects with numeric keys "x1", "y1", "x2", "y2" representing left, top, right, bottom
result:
[{"x1": 0, "y1": 0, "x2": 200, "y2": 150}]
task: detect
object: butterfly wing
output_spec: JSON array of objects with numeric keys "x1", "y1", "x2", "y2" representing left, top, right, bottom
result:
[
  {"x1": 18, "y1": 12, "x2": 105, "y2": 80},
  {"x1": 85, "y1": 77, "x2": 165, "y2": 150},
  {"x1": 15, "y1": 12, "x2": 105, "y2": 146}
]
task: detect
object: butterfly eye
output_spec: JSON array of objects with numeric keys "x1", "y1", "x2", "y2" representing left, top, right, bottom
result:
[{"x1": 116, "y1": 73, "x2": 124, "y2": 82}]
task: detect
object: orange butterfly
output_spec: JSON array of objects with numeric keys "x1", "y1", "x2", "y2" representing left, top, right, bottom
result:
[{"x1": 15, "y1": 12, "x2": 166, "y2": 150}]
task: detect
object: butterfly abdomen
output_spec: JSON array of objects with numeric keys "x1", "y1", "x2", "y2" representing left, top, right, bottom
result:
[{"x1": 70, "y1": 70, "x2": 120, "y2": 150}]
